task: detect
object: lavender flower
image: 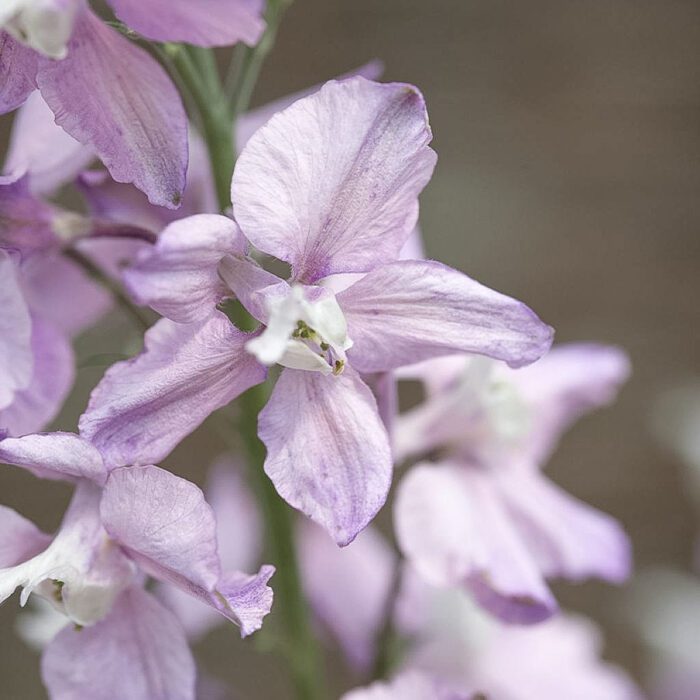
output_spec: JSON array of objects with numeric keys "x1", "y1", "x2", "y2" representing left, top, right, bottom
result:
[
  {"x1": 393, "y1": 345, "x2": 632, "y2": 623},
  {"x1": 0, "y1": 432, "x2": 274, "y2": 699},
  {"x1": 79, "y1": 77, "x2": 553, "y2": 545}
]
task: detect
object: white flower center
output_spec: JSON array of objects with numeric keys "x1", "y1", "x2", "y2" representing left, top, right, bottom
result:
[
  {"x1": 246, "y1": 285, "x2": 353, "y2": 375},
  {"x1": 2, "y1": 0, "x2": 77, "y2": 60}
]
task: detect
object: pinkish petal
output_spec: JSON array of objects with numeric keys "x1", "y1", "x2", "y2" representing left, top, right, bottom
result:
[
  {"x1": 36, "y1": 10, "x2": 187, "y2": 208},
  {"x1": 510, "y1": 343, "x2": 631, "y2": 464},
  {"x1": 5, "y1": 91, "x2": 93, "y2": 195},
  {"x1": 108, "y1": 0, "x2": 265, "y2": 47},
  {"x1": 497, "y1": 470, "x2": 632, "y2": 584},
  {"x1": 0, "y1": 172, "x2": 56, "y2": 257},
  {"x1": 232, "y1": 77, "x2": 436, "y2": 282},
  {"x1": 0, "y1": 506, "x2": 51, "y2": 567},
  {"x1": 0, "y1": 316, "x2": 74, "y2": 436},
  {"x1": 0, "y1": 251, "x2": 33, "y2": 409},
  {"x1": 0, "y1": 32, "x2": 37, "y2": 113},
  {"x1": 79, "y1": 313, "x2": 266, "y2": 468},
  {"x1": 101, "y1": 466, "x2": 222, "y2": 592},
  {"x1": 124, "y1": 214, "x2": 244, "y2": 323},
  {"x1": 0, "y1": 432, "x2": 106, "y2": 484},
  {"x1": 299, "y1": 523, "x2": 396, "y2": 670},
  {"x1": 394, "y1": 463, "x2": 556, "y2": 624},
  {"x1": 41, "y1": 586, "x2": 196, "y2": 700},
  {"x1": 259, "y1": 367, "x2": 392, "y2": 545},
  {"x1": 343, "y1": 671, "x2": 470, "y2": 700},
  {"x1": 236, "y1": 61, "x2": 384, "y2": 150},
  {"x1": 339, "y1": 260, "x2": 554, "y2": 373}
]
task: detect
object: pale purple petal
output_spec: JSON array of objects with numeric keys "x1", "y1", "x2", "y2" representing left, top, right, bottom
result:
[
  {"x1": 21, "y1": 252, "x2": 112, "y2": 337},
  {"x1": 299, "y1": 523, "x2": 396, "y2": 670},
  {"x1": 124, "y1": 214, "x2": 244, "y2": 323},
  {"x1": 394, "y1": 463, "x2": 556, "y2": 623},
  {"x1": 158, "y1": 457, "x2": 263, "y2": 640},
  {"x1": 0, "y1": 316, "x2": 74, "y2": 436},
  {"x1": 4, "y1": 91, "x2": 93, "y2": 195},
  {"x1": 0, "y1": 251, "x2": 33, "y2": 409},
  {"x1": 42, "y1": 586, "x2": 196, "y2": 700},
  {"x1": 509, "y1": 343, "x2": 631, "y2": 464},
  {"x1": 0, "y1": 172, "x2": 56, "y2": 258},
  {"x1": 0, "y1": 506, "x2": 51, "y2": 567},
  {"x1": 0, "y1": 32, "x2": 37, "y2": 113},
  {"x1": 232, "y1": 77, "x2": 436, "y2": 282},
  {"x1": 207, "y1": 565, "x2": 275, "y2": 636},
  {"x1": 399, "y1": 225, "x2": 425, "y2": 261},
  {"x1": 101, "y1": 465, "x2": 274, "y2": 638},
  {"x1": 259, "y1": 366, "x2": 392, "y2": 545},
  {"x1": 236, "y1": 61, "x2": 384, "y2": 150},
  {"x1": 497, "y1": 470, "x2": 632, "y2": 584},
  {"x1": 108, "y1": 0, "x2": 265, "y2": 47},
  {"x1": 101, "y1": 465, "x2": 222, "y2": 593},
  {"x1": 79, "y1": 313, "x2": 266, "y2": 468},
  {"x1": 339, "y1": 260, "x2": 554, "y2": 373},
  {"x1": 0, "y1": 432, "x2": 106, "y2": 484},
  {"x1": 37, "y1": 10, "x2": 187, "y2": 208}
]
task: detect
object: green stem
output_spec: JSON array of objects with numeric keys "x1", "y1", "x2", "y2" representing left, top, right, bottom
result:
[
  {"x1": 169, "y1": 22, "x2": 324, "y2": 697},
  {"x1": 63, "y1": 248, "x2": 151, "y2": 331},
  {"x1": 231, "y1": 0, "x2": 293, "y2": 120},
  {"x1": 166, "y1": 44, "x2": 235, "y2": 211}
]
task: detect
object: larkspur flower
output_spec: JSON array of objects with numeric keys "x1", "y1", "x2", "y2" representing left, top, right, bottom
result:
[
  {"x1": 393, "y1": 344, "x2": 632, "y2": 623},
  {"x1": 0, "y1": 431, "x2": 274, "y2": 699},
  {"x1": 0, "y1": 0, "x2": 265, "y2": 207},
  {"x1": 79, "y1": 77, "x2": 553, "y2": 545}
]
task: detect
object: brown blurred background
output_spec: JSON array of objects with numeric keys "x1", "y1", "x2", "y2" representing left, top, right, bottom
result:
[{"x1": 1, "y1": 1, "x2": 700, "y2": 697}]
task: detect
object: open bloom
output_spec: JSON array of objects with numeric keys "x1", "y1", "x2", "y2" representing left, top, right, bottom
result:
[
  {"x1": 80, "y1": 77, "x2": 553, "y2": 545},
  {"x1": 0, "y1": 432, "x2": 274, "y2": 699},
  {"x1": 0, "y1": 0, "x2": 265, "y2": 207},
  {"x1": 393, "y1": 344, "x2": 632, "y2": 623}
]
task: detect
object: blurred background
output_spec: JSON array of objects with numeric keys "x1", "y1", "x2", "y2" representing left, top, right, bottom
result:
[{"x1": 1, "y1": 0, "x2": 699, "y2": 697}]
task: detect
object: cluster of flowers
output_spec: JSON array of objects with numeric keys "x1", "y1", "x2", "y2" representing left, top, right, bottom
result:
[{"x1": 1, "y1": 3, "x2": 642, "y2": 698}]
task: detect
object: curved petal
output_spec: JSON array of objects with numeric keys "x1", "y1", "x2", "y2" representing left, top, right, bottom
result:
[
  {"x1": 0, "y1": 32, "x2": 37, "y2": 114},
  {"x1": 0, "y1": 432, "x2": 106, "y2": 484},
  {"x1": 0, "y1": 172, "x2": 56, "y2": 257},
  {"x1": 0, "y1": 506, "x2": 51, "y2": 568},
  {"x1": 394, "y1": 463, "x2": 556, "y2": 624},
  {"x1": 42, "y1": 586, "x2": 196, "y2": 700},
  {"x1": 124, "y1": 214, "x2": 244, "y2": 323},
  {"x1": 509, "y1": 343, "x2": 631, "y2": 464},
  {"x1": 259, "y1": 367, "x2": 392, "y2": 546},
  {"x1": 79, "y1": 313, "x2": 267, "y2": 468},
  {"x1": 107, "y1": 0, "x2": 265, "y2": 47},
  {"x1": 232, "y1": 77, "x2": 436, "y2": 282},
  {"x1": 497, "y1": 470, "x2": 632, "y2": 584},
  {"x1": 101, "y1": 466, "x2": 222, "y2": 592},
  {"x1": 5, "y1": 91, "x2": 93, "y2": 195},
  {"x1": 101, "y1": 465, "x2": 274, "y2": 637},
  {"x1": 36, "y1": 10, "x2": 187, "y2": 208},
  {"x1": 0, "y1": 316, "x2": 75, "y2": 436},
  {"x1": 339, "y1": 260, "x2": 554, "y2": 373},
  {"x1": 298, "y1": 523, "x2": 396, "y2": 670},
  {"x1": 343, "y1": 671, "x2": 469, "y2": 700},
  {"x1": 0, "y1": 251, "x2": 33, "y2": 410}
]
